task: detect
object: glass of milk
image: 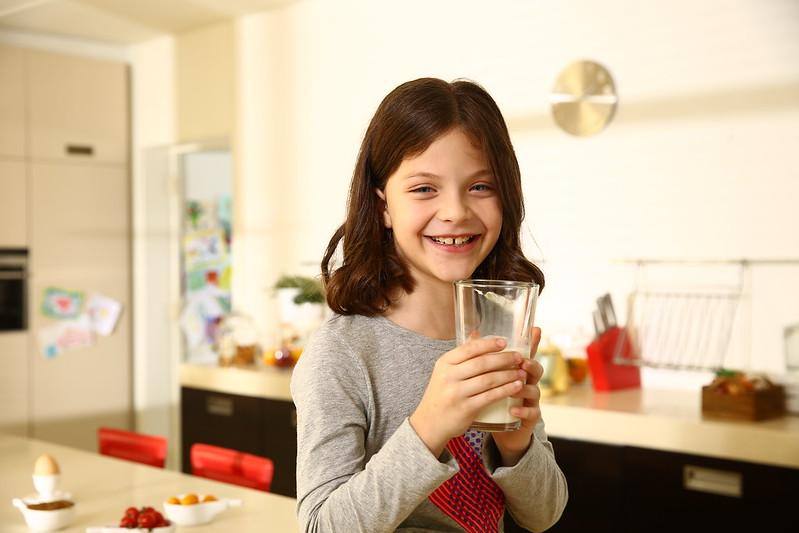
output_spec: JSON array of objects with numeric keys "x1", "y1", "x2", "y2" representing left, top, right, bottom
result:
[{"x1": 454, "y1": 279, "x2": 539, "y2": 432}]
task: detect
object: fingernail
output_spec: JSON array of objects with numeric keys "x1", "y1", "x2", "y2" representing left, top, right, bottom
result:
[
  {"x1": 518, "y1": 370, "x2": 527, "y2": 378},
  {"x1": 496, "y1": 338, "x2": 507, "y2": 348}
]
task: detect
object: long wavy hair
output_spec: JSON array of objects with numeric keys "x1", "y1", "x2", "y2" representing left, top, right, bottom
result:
[{"x1": 321, "y1": 77, "x2": 544, "y2": 316}]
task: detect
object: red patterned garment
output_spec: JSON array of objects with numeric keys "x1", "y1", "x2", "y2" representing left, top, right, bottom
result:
[{"x1": 428, "y1": 434, "x2": 505, "y2": 532}]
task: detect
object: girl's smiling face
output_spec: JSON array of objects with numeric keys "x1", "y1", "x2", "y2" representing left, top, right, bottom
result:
[{"x1": 377, "y1": 127, "x2": 503, "y2": 288}]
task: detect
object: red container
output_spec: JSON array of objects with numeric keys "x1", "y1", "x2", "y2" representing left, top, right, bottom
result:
[{"x1": 586, "y1": 326, "x2": 641, "y2": 391}]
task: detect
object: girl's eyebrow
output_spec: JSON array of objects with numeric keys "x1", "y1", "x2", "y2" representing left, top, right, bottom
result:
[{"x1": 405, "y1": 169, "x2": 493, "y2": 180}]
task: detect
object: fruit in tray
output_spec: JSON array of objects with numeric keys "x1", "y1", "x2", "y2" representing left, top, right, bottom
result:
[
  {"x1": 165, "y1": 492, "x2": 216, "y2": 505},
  {"x1": 118, "y1": 506, "x2": 170, "y2": 529},
  {"x1": 707, "y1": 370, "x2": 776, "y2": 396}
]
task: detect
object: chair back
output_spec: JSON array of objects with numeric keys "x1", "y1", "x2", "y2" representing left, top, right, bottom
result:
[
  {"x1": 98, "y1": 427, "x2": 167, "y2": 468},
  {"x1": 190, "y1": 443, "x2": 274, "y2": 492}
]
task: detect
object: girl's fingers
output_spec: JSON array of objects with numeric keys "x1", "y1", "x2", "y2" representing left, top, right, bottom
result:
[
  {"x1": 446, "y1": 336, "x2": 507, "y2": 364},
  {"x1": 509, "y1": 384, "x2": 541, "y2": 402},
  {"x1": 466, "y1": 378, "x2": 524, "y2": 410},
  {"x1": 510, "y1": 405, "x2": 541, "y2": 422},
  {"x1": 521, "y1": 358, "x2": 544, "y2": 384},
  {"x1": 456, "y1": 350, "x2": 522, "y2": 380},
  {"x1": 461, "y1": 368, "x2": 527, "y2": 397},
  {"x1": 529, "y1": 327, "x2": 542, "y2": 357}
]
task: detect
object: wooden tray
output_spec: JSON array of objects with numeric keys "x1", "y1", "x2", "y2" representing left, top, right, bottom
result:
[{"x1": 701, "y1": 385, "x2": 786, "y2": 421}]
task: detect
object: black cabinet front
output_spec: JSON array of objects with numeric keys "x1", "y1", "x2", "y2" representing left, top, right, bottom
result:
[
  {"x1": 539, "y1": 437, "x2": 799, "y2": 533},
  {"x1": 181, "y1": 387, "x2": 297, "y2": 497}
]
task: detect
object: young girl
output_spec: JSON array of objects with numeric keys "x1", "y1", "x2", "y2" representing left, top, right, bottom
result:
[{"x1": 291, "y1": 78, "x2": 568, "y2": 532}]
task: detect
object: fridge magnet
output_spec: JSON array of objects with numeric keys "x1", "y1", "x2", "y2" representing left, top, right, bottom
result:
[
  {"x1": 41, "y1": 287, "x2": 84, "y2": 319},
  {"x1": 37, "y1": 315, "x2": 95, "y2": 358},
  {"x1": 183, "y1": 228, "x2": 228, "y2": 271},
  {"x1": 38, "y1": 323, "x2": 64, "y2": 359},
  {"x1": 86, "y1": 293, "x2": 123, "y2": 336}
]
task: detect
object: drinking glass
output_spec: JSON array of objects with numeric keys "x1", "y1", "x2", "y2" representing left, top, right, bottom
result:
[{"x1": 454, "y1": 279, "x2": 539, "y2": 431}]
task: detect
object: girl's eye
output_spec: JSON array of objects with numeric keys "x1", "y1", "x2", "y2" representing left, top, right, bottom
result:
[
  {"x1": 471, "y1": 183, "x2": 493, "y2": 192},
  {"x1": 410, "y1": 186, "x2": 434, "y2": 194}
]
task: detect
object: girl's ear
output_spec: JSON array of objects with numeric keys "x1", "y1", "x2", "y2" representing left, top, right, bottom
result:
[{"x1": 375, "y1": 188, "x2": 392, "y2": 229}]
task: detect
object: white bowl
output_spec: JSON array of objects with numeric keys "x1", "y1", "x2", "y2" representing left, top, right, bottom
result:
[
  {"x1": 162, "y1": 495, "x2": 241, "y2": 526},
  {"x1": 12, "y1": 497, "x2": 76, "y2": 532}
]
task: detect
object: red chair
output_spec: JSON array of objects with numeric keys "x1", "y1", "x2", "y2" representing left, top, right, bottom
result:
[
  {"x1": 97, "y1": 427, "x2": 167, "y2": 468},
  {"x1": 190, "y1": 443, "x2": 274, "y2": 492}
]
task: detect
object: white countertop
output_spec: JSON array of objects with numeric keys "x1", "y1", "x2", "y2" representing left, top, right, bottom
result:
[
  {"x1": 180, "y1": 363, "x2": 293, "y2": 402},
  {"x1": 179, "y1": 364, "x2": 799, "y2": 470},
  {"x1": 0, "y1": 433, "x2": 298, "y2": 532},
  {"x1": 541, "y1": 384, "x2": 799, "y2": 469}
]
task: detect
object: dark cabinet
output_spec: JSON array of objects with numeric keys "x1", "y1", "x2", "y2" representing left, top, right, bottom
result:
[
  {"x1": 535, "y1": 437, "x2": 799, "y2": 533},
  {"x1": 622, "y1": 446, "x2": 799, "y2": 533},
  {"x1": 181, "y1": 387, "x2": 297, "y2": 497}
]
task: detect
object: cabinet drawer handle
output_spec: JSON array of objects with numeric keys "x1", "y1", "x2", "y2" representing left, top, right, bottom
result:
[
  {"x1": 206, "y1": 396, "x2": 234, "y2": 417},
  {"x1": 683, "y1": 465, "x2": 742, "y2": 498},
  {"x1": 65, "y1": 144, "x2": 94, "y2": 156}
]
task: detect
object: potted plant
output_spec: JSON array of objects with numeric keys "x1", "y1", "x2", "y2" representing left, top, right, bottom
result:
[{"x1": 273, "y1": 275, "x2": 326, "y2": 330}]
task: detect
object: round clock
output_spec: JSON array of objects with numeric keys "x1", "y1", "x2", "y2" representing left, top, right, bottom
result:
[{"x1": 550, "y1": 60, "x2": 618, "y2": 136}]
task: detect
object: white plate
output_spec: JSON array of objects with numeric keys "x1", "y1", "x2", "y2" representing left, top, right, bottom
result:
[{"x1": 85, "y1": 525, "x2": 175, "y2": 533}]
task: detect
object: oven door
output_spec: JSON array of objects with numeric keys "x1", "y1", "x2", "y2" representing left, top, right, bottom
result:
[{"x1": 0, "y1": 250, "x2": 27, "y2": 332}]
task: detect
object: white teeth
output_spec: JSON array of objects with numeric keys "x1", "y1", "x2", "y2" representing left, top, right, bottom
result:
[{"x1": 431, "y1": 236, "x2": 473, "y2": 245}]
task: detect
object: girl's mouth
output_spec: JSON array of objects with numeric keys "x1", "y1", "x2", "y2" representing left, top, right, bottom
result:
[{"x1": 424, "y1": 234, "x2": 481, "y2": 252}]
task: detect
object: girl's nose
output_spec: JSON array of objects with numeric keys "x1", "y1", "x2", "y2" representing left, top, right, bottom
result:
[{"x1": 437, "y1": 193, "x2": 470, "y2": 223}]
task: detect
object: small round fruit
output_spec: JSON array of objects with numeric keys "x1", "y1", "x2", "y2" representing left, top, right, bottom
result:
[
  {"x1": 119, "y1": 516, "x2": 136, "y2": 528},
  {"x1": 138, "y1": 513, "x2": 156, "y2": 528},
  {"x1": 180, "y1": 493, "x2": 199, "y2": 505},
  {"x1": 202, "y1": 494, "x2": 218, "y2": 502},
  {"x1": 166, "y1": 496, "x2": 180, "y2": 505},
  {"x1": 124, "y1": 507, "x2": 139, "y2": 519}
]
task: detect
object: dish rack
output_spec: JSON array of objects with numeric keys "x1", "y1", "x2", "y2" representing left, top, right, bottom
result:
[{"x1": 612, "y1": 259, "x2": 799, "y2": 372}]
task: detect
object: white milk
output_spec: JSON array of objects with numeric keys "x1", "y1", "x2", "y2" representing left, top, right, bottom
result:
[{"x1": 473, "y1": 345, "x2": 530, "y2": 428}]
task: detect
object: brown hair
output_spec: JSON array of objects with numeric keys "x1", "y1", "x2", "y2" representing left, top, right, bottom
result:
[{"x1": 321, "y1": 77, "x2": 544, "y2": 315}]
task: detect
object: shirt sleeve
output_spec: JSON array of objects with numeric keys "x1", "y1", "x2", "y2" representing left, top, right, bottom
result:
[
  {"x1": 490, "y1": 419, "x2": 569, "y2": 532},
  {"x1": 291, "y1": 331, "x2": 458, "y2": 533}
]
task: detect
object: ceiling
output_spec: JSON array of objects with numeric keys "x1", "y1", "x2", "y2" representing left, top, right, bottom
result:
[{"x1": 0, "y1": 0, "x2": 295, "y2": 44}]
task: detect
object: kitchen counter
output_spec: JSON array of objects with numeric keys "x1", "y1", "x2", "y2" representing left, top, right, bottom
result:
[
  {"x1": 180, "y1": 363, "x2": 293, "y2": 402},
  {"x1": 0, "y1": 433, "x2": 298, "y2": 532},
  {"x1": 179, "y1": 364, "x2": 799, "y2": 470},
  {"x1": 541, "y1": 383, "x2": 799, "y2": 469}
]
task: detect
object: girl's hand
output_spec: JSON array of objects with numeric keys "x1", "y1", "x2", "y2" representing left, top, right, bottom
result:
[
  {"x1": 492, "y1": 327, "x2": 544, "y2": 466},
  {"x1": 410, "y1": 336, "x2": 527, "y2": 457}
]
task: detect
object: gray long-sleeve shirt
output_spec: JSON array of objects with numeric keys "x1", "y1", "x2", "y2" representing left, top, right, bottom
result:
[{"x1": 290, "y1": 313, "x2": 568, "y2": 532}]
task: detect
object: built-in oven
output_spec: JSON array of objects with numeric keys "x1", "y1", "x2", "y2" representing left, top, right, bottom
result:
[{"x1": 0, "y1": 248, "x2": 28, "y2": 332}]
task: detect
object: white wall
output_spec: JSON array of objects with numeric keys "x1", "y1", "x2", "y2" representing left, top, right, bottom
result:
[
  {"x1": 235, "y1": 0, "x2": 799, "y2": 374},
  {"x1": 130, "y1": 35, "x2": 176, "y2": 450}
]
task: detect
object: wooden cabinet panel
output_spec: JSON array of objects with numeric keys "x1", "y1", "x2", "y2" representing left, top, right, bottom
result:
[
  {"x1": 29, "y1": 162, "x2": 131, "y2": 452},
  {"x1": 30, "y1": 163, "x2": 129, "y2": 272},
  {"x1": 0, "y1": 45, "x2": 26, "y2": 158},
  {"x1": 0, "y1": 332, "x2": 29, "y2": 436},
  {"x1": 27, "y1": 50, "x2": 128, "y2": 164},
  {"x1": 0, "y1": 160, "x2": 27, "y2": 247}
]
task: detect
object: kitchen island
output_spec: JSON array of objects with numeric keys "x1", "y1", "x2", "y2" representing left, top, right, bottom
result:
[
  {"x1": 181, "y1": 363, "x2": 799, "y2": 533},
  {"x1": 0, "y1": 433, "x2": 298, "y2": 532},
  {"x1": 180, "y1": 363, "x2": 799, "y2": 469}
]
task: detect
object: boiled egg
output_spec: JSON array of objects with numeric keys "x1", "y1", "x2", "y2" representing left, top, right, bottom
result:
[{"x1": 33, "y1": 454, "x2": 60, "y2": 476}]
